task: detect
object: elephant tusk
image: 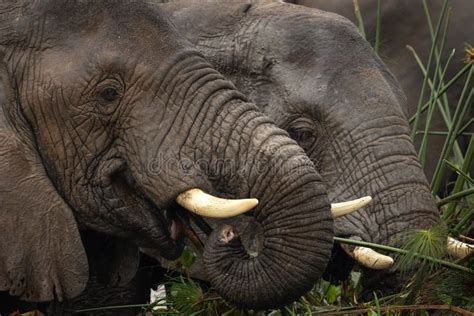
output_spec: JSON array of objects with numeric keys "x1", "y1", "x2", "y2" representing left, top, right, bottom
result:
[
  {"x1": 176, "y1": 188, "x2": 258, "y2": 218},
  {"x1": 446, "y1": 237, "x2": 474, "y2": 258},
  {"x1": 331, "y1": 196, "x2": 372, "y2": 218},
  {"x1": 344, "y1": 246, "x2": 394, "y2": 270}
]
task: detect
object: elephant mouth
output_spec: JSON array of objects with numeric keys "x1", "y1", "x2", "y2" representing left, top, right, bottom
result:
[
  {"x1": 161, "y1": 207, "x2": 189, "y2": 248},
  {"x1": 94, "y1": 156, "x2": 264, "y2": 260},
  {"x1": 164, "y1": 208, "x2": 186, "y2": 242},
  {"x1": 120, "y1": 172, "x2": 188, "y2": 257},
  {"x1": 124, "y1": 178, "x2": 189, "y2": 259},
  {"x1": 95, "y1": 157, "x2": 188, "y2": 259}
]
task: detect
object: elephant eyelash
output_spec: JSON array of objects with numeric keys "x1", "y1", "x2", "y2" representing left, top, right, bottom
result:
[
  {"x1": 288, "y1": 128, "x2": 315, "y2": 144},
  {"x1": 98, "y1": 87, "x2": 121, "y2": 103},
  {"x1": 93, "y1": 78, "x2": 125, "y2": 111}
]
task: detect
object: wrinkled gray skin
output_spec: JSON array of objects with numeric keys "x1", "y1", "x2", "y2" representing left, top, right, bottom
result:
[
  {"x1": 289, "y1": 0, "x2": 474, "y2": 187},
  {"x1": 0, "y1": 0, "x2": 333, "y2": 310},
  {"x1": 162, "y1": 0, "x2": 440, "y2": 290}
]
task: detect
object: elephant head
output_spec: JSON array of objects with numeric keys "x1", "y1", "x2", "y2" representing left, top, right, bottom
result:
[
  {"x1": 0, "y1": 0, "x2": 335, "y2": 309},
  {"x1": 162, "y1": 0, "x2": 465, "y2": 287}
]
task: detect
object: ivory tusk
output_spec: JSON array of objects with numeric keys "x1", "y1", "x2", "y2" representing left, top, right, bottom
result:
[
  {"x1": 446, "y1": 237, "x2": 474, "y2": 258},
  {"x1": 344, "y1": 246, "x2": 394, "y2": 269},
  {"x1": 176, "y1": 188, "x2": 258, "y2": 218},
  {"x1": 331, "y1": 196, "x2": 372, "y2": 218}
]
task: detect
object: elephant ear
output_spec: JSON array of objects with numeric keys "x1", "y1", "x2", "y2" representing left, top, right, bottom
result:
[{"x1": 0, "y1": 57, "x2": 88, "y2": 302}]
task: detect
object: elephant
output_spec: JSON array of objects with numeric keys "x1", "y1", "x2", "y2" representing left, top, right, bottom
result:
[
  {"x1": 0, "y1": 0, "x2": 341, "y2": 311},
  {"x1": 286, "y1": 0, "x2": 474, "y2": 189},
  {"x1": 160, "y1": 0, "x2": 469, "y2": 292}
]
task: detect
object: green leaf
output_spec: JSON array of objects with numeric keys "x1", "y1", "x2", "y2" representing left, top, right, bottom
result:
[
  {"x1": 167, "y1": 277, "x2": 204, "y2": 314},
  {"x1": 350, "y1": 271, "x2": 361, "y2": 289},
  {"x1": 325, "y1": 285, "x2": 339, "y2": 304},
  {"x1": 179, "y1": 246, "x2": 197, "y2": 268},
  {"x1": 367, "y1": 310, "x2": 378, "y2": 316}
]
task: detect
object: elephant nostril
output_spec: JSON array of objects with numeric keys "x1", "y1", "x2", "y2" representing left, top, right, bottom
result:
[{"x1": 219, "y1": 225, "x2": 236, "y2": 244}]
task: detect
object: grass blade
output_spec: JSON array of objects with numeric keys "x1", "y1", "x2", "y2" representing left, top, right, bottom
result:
[
  {"x1": 374, "y1": 0, "x2": 382, "y2": 54},
  {"x1": 407, "y1": 46, "x2": 465, "y2": 166},
  {"x1": 445, "y1": 160, "x2": 474, "y2": 185},
  {"x1": 416, "y1": 131, "x2": 473, "y2": 137},
  {"x1": 410, "y1": 0, "x2": 450, "y2": 140},
  {"x1": 437, "y1": 187, "x2": 474, "y2": 206},
  {"x1": 352, "y1": 0, "x2": 366, "y2": 39},
  {"x1": 408, "y1": 62, "x2": 473, "y2": 123},
  {"x1": 431, "y1": 72, "x2": 473, "y2": 194},
  {"x1": 418, "y1": 11, "x2": 452, "y2": 167}
]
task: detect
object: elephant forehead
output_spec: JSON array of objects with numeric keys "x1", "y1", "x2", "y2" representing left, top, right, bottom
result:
[
  {"x1": 274, "y1": 61, "x2": 403, "y2": 114},
  {"x1": 34, "y1": 6, "x2": 188, "y2": 83},
  {"x1": 39, "y1": 48, "x2": 84, "y2": 81},
  {"x1": 273, "y1": 63, "x2": 329, "y2": 101},
  {"x1": 38, "y1": 40, "x2": 153, "y2": 85}
]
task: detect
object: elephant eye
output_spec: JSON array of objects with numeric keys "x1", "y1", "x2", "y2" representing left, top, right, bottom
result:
[
  {"x1": 287, "y1": 118, "x2": 316, "y2": 149},
  {"x1": 94, "y1": 78, "x2": 124, "y2": 112},
  {"x1": 99, "y1": 87, "x2": 120, "y2": 103},
  {"x1": 288, "y1": 129, "x2": 314, "y2": 144}
]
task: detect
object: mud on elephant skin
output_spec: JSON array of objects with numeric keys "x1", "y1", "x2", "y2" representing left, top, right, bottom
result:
[
  {"x1": 161, "y1": 0, "x2": 461, "y2": 288},
  {"x1": 0, "y1": 0, "x2": 334, "y2": 310}
]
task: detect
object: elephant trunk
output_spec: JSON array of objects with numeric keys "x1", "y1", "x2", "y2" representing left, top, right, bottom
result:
[
  {"x1": 122, "y1": 53, "x2": 333, "y2": 308},
  {"x1": 328, "y1": 115, "x2": 440, "y2": 248},
  {"x1": 201, "y1": 110, "x2": 333, "y2": 309}
]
